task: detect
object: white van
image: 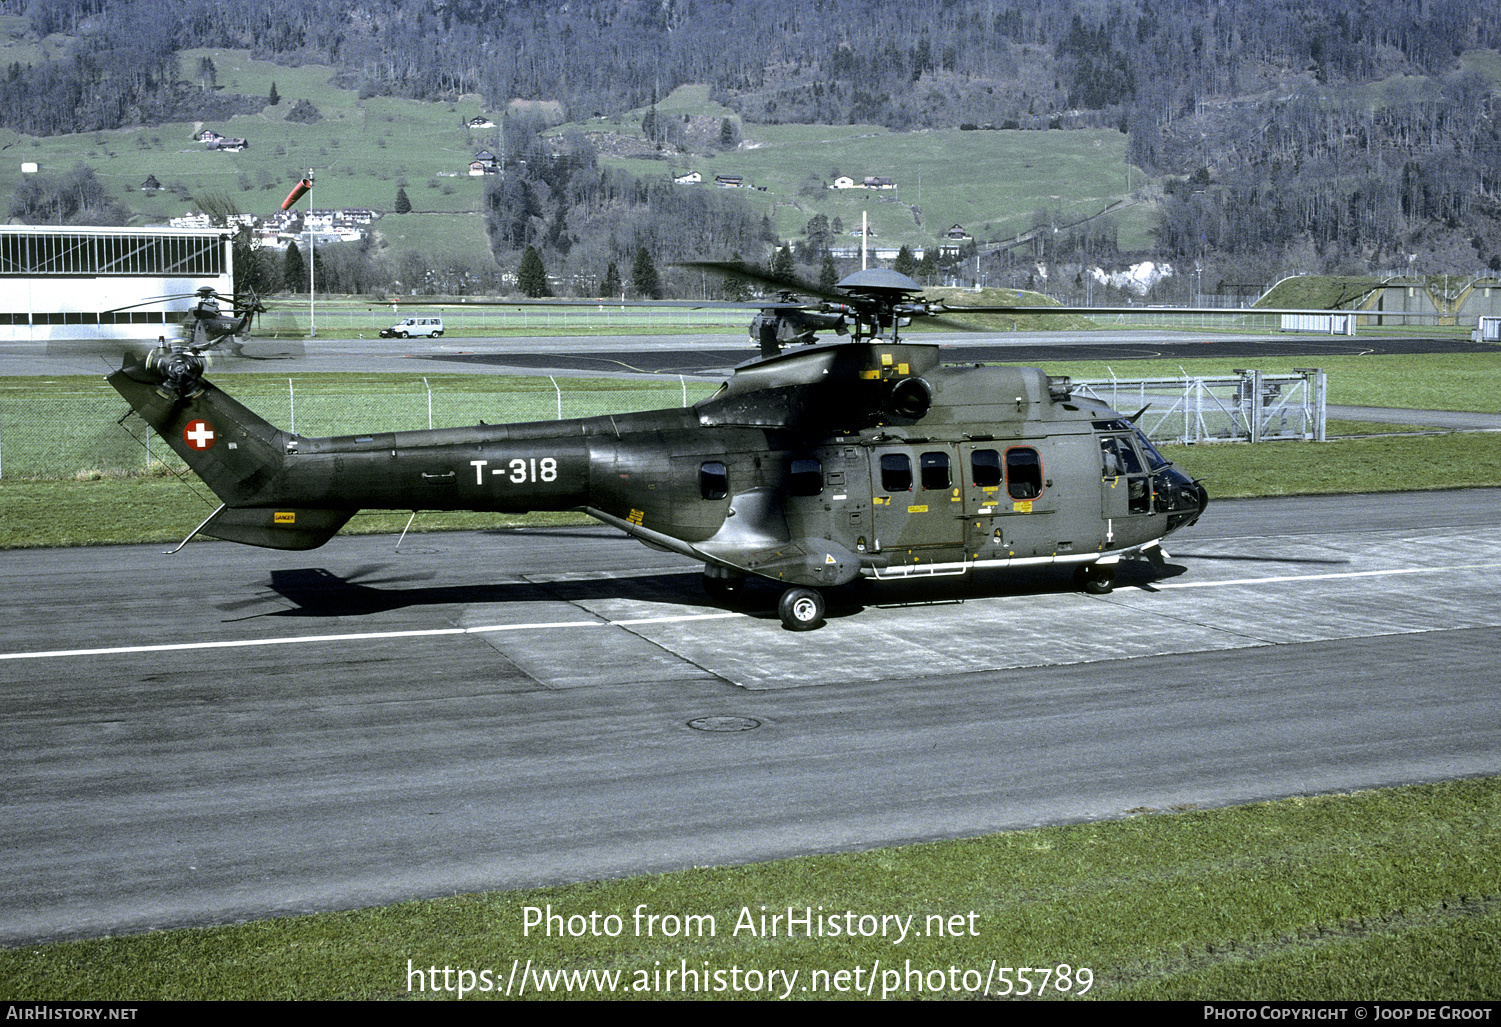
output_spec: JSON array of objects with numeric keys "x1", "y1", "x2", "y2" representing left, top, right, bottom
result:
[{"x1": 379, "y1": 316, "x2": 444, "y2": 338}]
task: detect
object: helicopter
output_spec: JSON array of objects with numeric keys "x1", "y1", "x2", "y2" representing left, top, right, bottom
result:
[
  {"x1": 106, "y1": 268, "x2": 1207, "y2": 630},
  {"x1": 180, "y1": 285, "x2": 267, "y2": 353},
  {"x1": 67, "y1": 285, "x2": 296, "y2": 372}
]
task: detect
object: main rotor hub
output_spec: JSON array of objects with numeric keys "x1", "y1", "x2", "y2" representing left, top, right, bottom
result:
[{"x1": 835, "y1": 268, "x2": 923, "y2": 296}]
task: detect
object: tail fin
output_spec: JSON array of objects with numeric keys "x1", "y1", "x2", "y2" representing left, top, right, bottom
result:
[{"x1": 108, "y1": 360, "x2": 352, "y2": 550}]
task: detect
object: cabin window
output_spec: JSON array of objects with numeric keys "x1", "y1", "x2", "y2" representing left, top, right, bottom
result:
[
  {"x1": 699, "y1": 461, "x2": 728, "y2": 500},
  {"x1": 880, "y1": 453, "x2": 912, "y2": 492},
  {"x1": 789, "y1": 458, "x2": 823, "y2": 496},
  {"x1": 1005, "y1": 447, "x2": 1043, "y2": 500},
  {"x1": 971, "y1": 449, "x2": 1002, "y2": 487},
  {"x1": 920, "y1": 451, "x2": 951, "y2": 490}
]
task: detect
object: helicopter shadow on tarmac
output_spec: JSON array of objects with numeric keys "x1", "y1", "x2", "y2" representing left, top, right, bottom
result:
[{"x1": 218, "y1": 556, "x2": 1197, "y2": 627}]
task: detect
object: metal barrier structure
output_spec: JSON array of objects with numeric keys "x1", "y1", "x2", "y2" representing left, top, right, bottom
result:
[
  {"x1": 1073, "y1": 369, "x2": 1326, "y2": 444},
  {"x1": 0, "y1": 376, "x2": 719, "y2": 479}
]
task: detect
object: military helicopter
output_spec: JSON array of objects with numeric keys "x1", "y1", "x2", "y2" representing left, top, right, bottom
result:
[
  {"x1": 107, "y1": 268, "x2": 1207, "y2": 630},
  {"x1": 76, "y1": 286, "x2": 296, "y2": 372},
  {"x1": 180, "y1": 285, "x2": 267, "y2": 352}
]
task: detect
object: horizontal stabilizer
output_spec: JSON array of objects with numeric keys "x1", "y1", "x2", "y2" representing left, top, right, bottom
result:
[{"x1": 196, "y1": 506, "x2": 354, "y2": 551}]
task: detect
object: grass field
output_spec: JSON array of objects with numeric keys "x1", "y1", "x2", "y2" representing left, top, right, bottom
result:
[
  {"x1": 0, "y1": 56, "x2": 1153, "y2": 260},
  {"x1": 0, "y1": 44, "x2": 507, "y2": 223},
  {"x1": 3, "y1": 351, "x2": 1499, "y2": 546},
  {"x1": 2, "y1": 778, "x2": 1496, "y2": 1000},
  {"x1": 596, "y1": 111, "x2": 1148, "y2": 251}
]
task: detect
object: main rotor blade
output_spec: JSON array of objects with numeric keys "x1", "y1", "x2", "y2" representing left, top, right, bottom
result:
[{"x1": 677, "y1": 260, "x2": 846, "y2": 305}]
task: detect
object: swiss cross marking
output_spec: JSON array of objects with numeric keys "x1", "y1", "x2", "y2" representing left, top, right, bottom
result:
[{"x1": 183, "y1": 419, "x2": 217, "y2": 451}]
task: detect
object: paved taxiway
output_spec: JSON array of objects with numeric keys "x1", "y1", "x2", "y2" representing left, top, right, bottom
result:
[{"x1": 3, "y1": 490, "x2": 1499, "y2": 944}]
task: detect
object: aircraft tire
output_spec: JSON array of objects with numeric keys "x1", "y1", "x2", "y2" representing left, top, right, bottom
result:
[
  {"x1": 1075, "y1": 563, "x2": 1115, "y2": 595},
  {"x1": 778, "y1": 587, "x2": 825, "y2": 631}
]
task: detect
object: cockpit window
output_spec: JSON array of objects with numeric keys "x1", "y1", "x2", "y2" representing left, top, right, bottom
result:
[
  {"x1": 1101, "y1": 436, "x2": 1144, "y2": 476},
  {"x1": 1133, "y1": 428, "x2": 1170, "y2": 470}
]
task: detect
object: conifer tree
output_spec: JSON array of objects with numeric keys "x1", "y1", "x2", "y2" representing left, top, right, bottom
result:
[
  {"x1": 282, "y1": 241, "x2": 305, "y2": 293},
  {"x1": 601, "y1": 261, "x2": 622, "y2": 297},
  {"x1": 819, "y1": 253, "x2": 839, "y2": 291},
  {"x1": 632, "y1": 246, "x2": 661, "y2": 299},
  {"x1": 894, "y1": 245, "x2": 915, "y2": 277},
  {"x1": 517, "y1": 246, "x2": 550, "y2": 297},
  {"x1": 771, "y1": 245, "x2": 795, "y2": 283}
]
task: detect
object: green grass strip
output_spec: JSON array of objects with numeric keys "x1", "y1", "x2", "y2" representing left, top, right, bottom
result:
[{"x1": 2, "y1": 779, "x2": 1496, "y2": 1000}]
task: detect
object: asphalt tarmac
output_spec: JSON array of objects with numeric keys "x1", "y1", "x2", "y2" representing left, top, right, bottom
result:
[
  {"x1": 2, "y1": 330, "x2": 1498, "y2": 946},
  {"x1": 3, "y1": 490, "x2": 1499, "y2": 945}
]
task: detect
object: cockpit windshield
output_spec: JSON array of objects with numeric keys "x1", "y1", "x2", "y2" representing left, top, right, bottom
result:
[{"x1": 1132, "y1": 428, "x2": 1171, "y2": 470}]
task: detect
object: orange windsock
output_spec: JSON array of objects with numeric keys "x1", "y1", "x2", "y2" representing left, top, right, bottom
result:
[{"x1": 280, "y1": 178, "x2": 313, "y2": 210}]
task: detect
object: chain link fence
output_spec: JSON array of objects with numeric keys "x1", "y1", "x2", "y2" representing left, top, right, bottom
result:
[
  {"x1": 257, "y1": 304, "x2": 751, "y2": 338},
  {"x1": 2, "y1": 369, "x2": 1326, "y2": 480},
  {"x1": 0, "y1": 376, "x2": 719, "y2": 479}
]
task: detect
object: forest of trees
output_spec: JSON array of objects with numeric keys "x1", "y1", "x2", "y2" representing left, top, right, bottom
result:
[
  {"x1": 5, "y1": 0, "x2": 1501, "y2": 289},
  {"x1": 482, "y1": 128, "x2": 774, "y2": 296},
  {"x1": 13, "y1": 0, "x2": 1496, "y2": 137}
]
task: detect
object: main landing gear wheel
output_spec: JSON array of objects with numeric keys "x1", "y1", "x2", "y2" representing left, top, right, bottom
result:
[
  {"x1": 1074, "y1": 563, "x2": 1116, "y2": 595},
  {"x1": 778, "y1": 587, "x2": 826, "y2": 631}
]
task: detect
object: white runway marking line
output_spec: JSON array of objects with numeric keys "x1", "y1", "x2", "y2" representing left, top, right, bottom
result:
[
  {"x1": 1157, "y1": 561, "x2": 1501, "y2": 589},
  {"x1": 0, "y1": 611, "x2": 745, "y2": 661},
  {"x1": 3, "y1": 560, "x2": 1496, "y2": 662}
]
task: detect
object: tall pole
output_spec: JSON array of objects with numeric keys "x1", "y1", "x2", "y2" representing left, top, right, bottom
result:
[
  {"x1": 279, "y1": 173, "x2": 316, "y2": 338},
  {"x1": 307, "y1": 169, "x2": 315, "y2": 338}
]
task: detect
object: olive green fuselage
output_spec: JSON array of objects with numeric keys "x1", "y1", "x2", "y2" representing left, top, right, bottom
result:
[{"x1": 109, "y1": 340, "x2": 1206, "y2": 586}]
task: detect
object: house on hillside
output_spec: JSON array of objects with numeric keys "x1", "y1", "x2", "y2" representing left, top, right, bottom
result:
[
  {"x1": 141, "y1": 175, "x2": 162, "y2": 192},
  {"x1": 832, "y1": 175, "x2": 897, "y2": 190},
  {"x1": 673, "y1": 170, "x2": 702, "y2": 185},
  {"x1": 469, "y1": 150, "x2": 500, "y2": 175},
  {"x1": 940, "y1": 224, "x2": 973, "y2": 258},
  {"x1": 714, "y1": 174, "x2": 744, "y2": 188},
  {"x1": 468, "y1": 115, "x2": 496, "y2": 128}
]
